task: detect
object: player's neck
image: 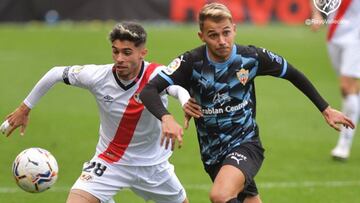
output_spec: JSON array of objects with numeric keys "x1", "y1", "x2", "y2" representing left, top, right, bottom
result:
[{"x1": 115, "y1": 64, "x2": 142, "y2": 81}]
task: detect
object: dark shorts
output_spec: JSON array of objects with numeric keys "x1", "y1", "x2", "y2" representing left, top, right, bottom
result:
[{"x1": 204, "y1": 141, "x2": 265, "y2": 201}]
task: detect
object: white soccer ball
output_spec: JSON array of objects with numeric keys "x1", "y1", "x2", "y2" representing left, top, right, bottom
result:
[{"x1": 12, "y1": 147, "x2": 58, "y2": 193}]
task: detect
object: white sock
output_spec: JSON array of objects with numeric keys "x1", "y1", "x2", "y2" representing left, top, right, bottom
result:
[{"x1": 335, "y1": 94, "x2": 359, "y2": 150}]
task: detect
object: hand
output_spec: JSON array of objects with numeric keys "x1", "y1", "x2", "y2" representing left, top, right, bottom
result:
[
  {"x1": 1, "y1": 103, "x2": 31, "y2": 136},
  {"x1": 161, "y1": 114, "x2": 184, "y2": 151},
  {"x1": 183, "y1": 98, "x2": 202, "y2": 129},
  {"x1": 310, "y1": 8, "x2": 324, "y2": 32},
  {"x1": 322, "y1": 106, "x2": 355, "y2": 131}
]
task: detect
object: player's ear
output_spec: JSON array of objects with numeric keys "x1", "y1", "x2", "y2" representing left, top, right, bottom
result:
[
  {"x1": 140, "y1": 47, "x2": 148, "y2": 59},
  {"x1": 198, "y1": 31, "x2": 205, "y2": 43},
  {"x1": 233, "y1": 23, "x2": 237, "y2": 37}
]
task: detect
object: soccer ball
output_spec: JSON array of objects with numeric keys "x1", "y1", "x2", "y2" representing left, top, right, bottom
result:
[{"x1": 12, "y1": 147, "x2": 58, "y2": 193}]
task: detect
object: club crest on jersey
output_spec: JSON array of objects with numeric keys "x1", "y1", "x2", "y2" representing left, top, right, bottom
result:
[
  {"x1": 237, "y1": 68, "x2": 249, "y2": 86},
  {"x1": 313, "y1": 0, "x2": 341, "y2": 16},
  {"x1": 164, "y1": 56, "x2": 184, "y2": 75},
  {"x1": 133, "y1": 93, "x2": 142, "y2": 104}
]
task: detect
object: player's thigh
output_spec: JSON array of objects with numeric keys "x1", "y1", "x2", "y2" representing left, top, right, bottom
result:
[
  {"x1": 67, "y1": 189, "x2": 100, "y2": 203},
  {"x1": 341, "y1": 43, "x2": 360, "y2": 79},
  {"x1": 211, "y1": 164, "x2": 246, "y2": 198},
  {"x1": 212, "y1": 142, "x2": 264, "y2": 198},
  {"x1": 339, "y1": 76, "x2": 360, "y2": 94},
  {"x1": 327, "y1": 42, "x2": 343, "y2": 74},
  {"x1": 131, "y1": 161, "x2": 187, "y2": 203},
  {"x1": 244, "y1": 194, "x2": 262, "y2": 203},
  {"x1": 71, "y1": 158, "x2": 128, "y2": 203}
]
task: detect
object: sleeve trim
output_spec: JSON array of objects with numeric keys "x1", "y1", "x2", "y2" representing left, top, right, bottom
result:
[
  {"x1": 159, "y1": 72, "x2": 174, "y2": 85},
  {"x1": 62, "y1": 66, "x2": 71, "y2": 85},
  {"x1": 279, "y1": 59, "x2": 288, "y2": 78}
]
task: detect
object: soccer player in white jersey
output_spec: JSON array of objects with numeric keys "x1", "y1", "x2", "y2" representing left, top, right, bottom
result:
[
  {"x1": 0, "y1": 22, "x2": 190, "y2": 203},
  {"x1": 311, "y1": 0, "x2": 360, "y2": 160}
]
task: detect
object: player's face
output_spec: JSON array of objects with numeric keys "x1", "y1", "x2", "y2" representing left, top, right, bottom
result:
[
  {"x1": 198, "y1": 18, "x2": 236, "y2": 62},
  {"x1": 112, "y1": 40, "x2": 147, "y2": 80}
]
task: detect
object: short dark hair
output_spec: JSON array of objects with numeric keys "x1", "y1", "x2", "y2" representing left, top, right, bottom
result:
[{"x1": 109, "y1": 22, "x2": 147, "y2": 47}]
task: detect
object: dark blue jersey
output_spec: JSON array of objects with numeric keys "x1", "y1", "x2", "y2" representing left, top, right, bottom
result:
[
  {"x1": 140, "y1": 44, "x2": 328, "y2": 166},
  {"x1": 158, "y1": 45, "x2": 288, "y2": 165}
]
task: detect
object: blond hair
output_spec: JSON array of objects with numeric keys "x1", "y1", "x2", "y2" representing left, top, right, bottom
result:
[{"x1": 198, "y1": 3, "x2": 232, "y2": 31}]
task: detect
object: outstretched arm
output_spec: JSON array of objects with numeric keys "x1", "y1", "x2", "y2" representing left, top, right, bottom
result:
[
  {"x1": 283, "y1": 66, "x2": 354, "y2": 130},
  {"x1": 256, "y1": 47, "x2": 354, "y2": 131},
  {"x1": 1, "y1": 66, "x2": 65, "y2": 136}
]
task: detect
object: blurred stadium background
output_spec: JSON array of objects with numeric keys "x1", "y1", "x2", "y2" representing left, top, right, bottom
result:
[{"x1": 0, "y1": 0, "x2": 359, "y2": 202}]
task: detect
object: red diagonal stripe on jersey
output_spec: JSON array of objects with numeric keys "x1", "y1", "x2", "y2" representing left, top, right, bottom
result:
[
  {"x1": 99, "y1": 63, "x2": 160, "y2": 163},
  {"x1": 327, "y1": 0, "x2": 352, "y2": 41}
]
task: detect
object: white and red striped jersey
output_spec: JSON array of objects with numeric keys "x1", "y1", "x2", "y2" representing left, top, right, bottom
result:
[
  {"x1": 24, "y1": 61, "x2": 186, "y2": 166},
  {"x1": 66, "y1": 62, "x2": 172, "y2": 166},
  {"x1": 327, "y1": 0, "x2": 360, "y2": 44}
]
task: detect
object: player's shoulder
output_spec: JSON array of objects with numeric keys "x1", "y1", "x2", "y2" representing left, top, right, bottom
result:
[
  {"x1": 144, "y1": 61, "x2": 165, "y2": 73},
  {"x1": 67, "y1": 64, "x2": 113, "y2": 83},
  {"x1": 235, "y1": 44, "x2": 261, "y2": 57},
  {"x1": 69, "y1": 64, "x2": 112, "y2": 73},
  {"x1": 182, "y1": 45, "x2": 206, "y2": 61}
]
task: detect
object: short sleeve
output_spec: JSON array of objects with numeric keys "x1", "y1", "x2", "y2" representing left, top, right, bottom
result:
[
  {"x1": 255, "y1": 47, "x2": 288, "y2": 78},
  {"x1": 63, "y1": 64, "x2": 104, "y2": 89}
]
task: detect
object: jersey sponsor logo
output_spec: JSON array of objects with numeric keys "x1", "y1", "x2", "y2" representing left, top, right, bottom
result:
[
  {"x1": 70, "y1": 65, "x2": 85, "y2": 74},
  {"x1": 164, "y1": 55, "x2": 185, "y2": 75},
  {"x1": 103, "y1": 95, "x2": 114, "y2": 103},
  {"x1": 236, "y1": 68, "x2": 249, "y2": 85},
  {"x1": 213, "y1": 92, "x2": 231, "y2": 106},
  {"x1": 313, "y1": 0, "x2": 341, "y2": 16},
  {"x1": 202, "y1": 100, "x2": 249, "y2": 115},
  {"x1": 227, "y1": 152, "x2": 248, "y2": 165}
]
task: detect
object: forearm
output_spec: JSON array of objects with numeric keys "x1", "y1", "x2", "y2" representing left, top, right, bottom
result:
[
  {"x1": 283, "y1": 66, "x2": 329, "y2": 112},
  {"x1": 166, "y1": 85, "x2": 190, "y2": 107},
  {"x1": 140, "y1": 76, "x2": 171, "y2": 120},
  {"x1": 24, "y1": 66, "x2": 65, "y2": 109}
]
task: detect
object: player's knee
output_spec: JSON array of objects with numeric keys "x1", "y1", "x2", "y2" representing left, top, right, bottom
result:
[
  {"x1": 182, "y1": 197, "x2": 190, "y2": 203},
  {"x1": 209, "y1": 190, "x2": 236, "y2": 203},
  {"x1": 340, "y1": 77, "x2": 359, "y2": 96},
  {"x1": 66, "y1": 189, "x2": 100, "y2": 203},
  {"x1": 244, "y1": 195, "x2": 262, "y2": 203},
  {"x1": 226, "y1": 197, "x2": 240, "y2": 203}
]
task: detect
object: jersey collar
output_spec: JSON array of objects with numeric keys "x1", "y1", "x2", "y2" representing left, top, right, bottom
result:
[
  {"x1": 206, "y1": 45, "x2": 237, "y2": 67},
  {"x1": 112, "y1": 61, "x2": 144, "y2": 90}
]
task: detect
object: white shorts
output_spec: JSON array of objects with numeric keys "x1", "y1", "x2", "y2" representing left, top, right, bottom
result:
[
  {"x1": 327, "y1": 41, "x2": 360, "y2": 78},
  {"x1": 71, "y1": 157, "x2": 186, "y2": 203}
]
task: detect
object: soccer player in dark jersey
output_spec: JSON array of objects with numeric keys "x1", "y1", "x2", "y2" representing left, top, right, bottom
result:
[{"x1": 140, "y1": 3, "x2": 355, "y2": 203}]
